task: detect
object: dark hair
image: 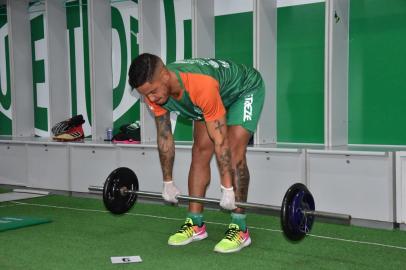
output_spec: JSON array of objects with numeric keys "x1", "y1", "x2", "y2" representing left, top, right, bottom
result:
[{"x1": 128, "y1": 53, "x2": 162, "y2": 89}]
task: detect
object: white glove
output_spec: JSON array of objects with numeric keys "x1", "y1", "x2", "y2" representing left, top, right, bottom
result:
[
  {"x1": 162, "y1": 181, "x2": 180, "y2": 203},
  {"x1": 219, "y1": 185, "x2": 236, "y2": 210}
]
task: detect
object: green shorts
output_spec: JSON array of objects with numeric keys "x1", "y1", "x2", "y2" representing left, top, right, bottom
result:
[{"x1": 226, "y1": 82, "x2": 265, "y2": 133}]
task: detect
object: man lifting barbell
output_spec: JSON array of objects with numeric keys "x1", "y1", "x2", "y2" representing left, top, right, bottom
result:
[
  {"x1": 89, "y1": 168, "x2": 351, "y2": 243},
  {"x1": 127, "y1": 54, "x2": 265, "y2": 253}
]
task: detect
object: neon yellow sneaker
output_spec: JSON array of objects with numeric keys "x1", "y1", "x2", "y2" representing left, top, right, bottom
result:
[
  {"x1": 168, "y1": 218, "x2": 208, "y2": 246},
  {"x1": 214, "y1": 223, "x2": 251, "y2": 253}
]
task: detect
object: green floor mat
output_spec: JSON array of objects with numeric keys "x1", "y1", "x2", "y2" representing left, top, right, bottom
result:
[{"x1": 0, "y1": 216, "x2": 52, "y2": 232}]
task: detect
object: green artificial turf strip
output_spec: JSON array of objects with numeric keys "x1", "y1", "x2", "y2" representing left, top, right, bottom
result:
[
  {"x1": 0, "y1": 187, "x2": 10, "y2": 194},
  {"x1": 0, "y1": 195, "x2": 405, "y2": 270}
]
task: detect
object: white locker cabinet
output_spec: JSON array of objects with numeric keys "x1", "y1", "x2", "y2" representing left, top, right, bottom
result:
[
  {"x1": 308, "y1": 150, "x2": 394, "y2": 223},
  {"x1": 118, "y1": 146, "x2": 170, "y2": 194},
  {"x1": 0, "y1": 143, "x2": 28, "y2": 186},
  {"x1": 27, "y1": 144, "x2": 69, "y2": 190},
  {"x1": 70, "y1": 145, "x2": 117, "y2": 192},
  {"x1": 247, "y1": 149, "x2": 305, "y2": 206},
  {"x1": 118, "y1": 145, "x2": 195, "y2": 196}
]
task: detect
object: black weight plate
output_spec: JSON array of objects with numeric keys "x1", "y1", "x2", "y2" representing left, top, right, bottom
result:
[
  {"x1": 103, "y1": 167, "x2": 139, "y2": 215},
  {"x1": 281, "y1": 183, "x2": 315, "y2": 242},
  {"x1": 289, "y1": 188, "x2": 315, "y2": 234}
]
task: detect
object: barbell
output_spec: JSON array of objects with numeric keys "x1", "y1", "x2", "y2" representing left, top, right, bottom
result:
[{"x1": 88, "y1": 167, "x2": 351, "y2": 242}]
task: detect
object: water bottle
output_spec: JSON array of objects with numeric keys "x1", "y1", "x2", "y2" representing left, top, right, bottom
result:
[{"x1": 106, "y1": 128, "x2": 113, "y2": 141}]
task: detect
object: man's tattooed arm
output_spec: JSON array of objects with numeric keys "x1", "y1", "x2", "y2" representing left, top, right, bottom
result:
[
  {"x1": 205, "y1": 116, "x2": 234, "y2": 188},
  {"x1": 155, "y1": 112, "x2": 175, "y2": 181}
]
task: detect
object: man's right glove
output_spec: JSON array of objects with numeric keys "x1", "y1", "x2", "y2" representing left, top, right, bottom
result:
[
  {"x1": 219, "y1": 185, "x2": 237, "y2": 210},
  {"x1": 162, "y1": 181, "x2": 181, "y2": 203}
]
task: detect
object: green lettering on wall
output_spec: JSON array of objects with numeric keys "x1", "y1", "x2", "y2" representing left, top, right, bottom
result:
[
  {"x1": 0, "y1": 4, "x2": 11, "y2": 135},
  {"x1": 112, "y1": 6, "x2": 128, "y2": 109},
  {"x1": 30, "y1": 14, "x2": 48, "y2": 132},
  {"x1": 66, "y1": 1, "x2": 80, "y2": 116}
]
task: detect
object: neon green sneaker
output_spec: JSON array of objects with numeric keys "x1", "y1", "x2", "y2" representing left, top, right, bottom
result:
[
  {"x1": 214, "y1": 223, "x2": 251, "y2": 253},
  {"x1": 168, "y1": 218, "x2": 208, "y2": 246}
]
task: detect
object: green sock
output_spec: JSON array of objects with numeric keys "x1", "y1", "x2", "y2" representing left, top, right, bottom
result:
[
  {"x1": 231, "y1": 213, "x2": 247, "y2": 231},
  {"x1": 187, "y1": 212, "x2": 204, "y2": 227}
]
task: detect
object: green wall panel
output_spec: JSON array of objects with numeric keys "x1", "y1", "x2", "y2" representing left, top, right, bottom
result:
[
  {"x1": 172, "y1": 15, "x2": 193, "y2": 142},
  {"x1": 164, "y1": 0, "x2": 193, "y2": 142},
  {"x1": 172, "y1": 18, "x2": 192, "y2": 141},
  {"x1": 213, "y1": 11, "x2": 253, "y2": 141},
  {"x1": 349, "y1": 0, "x2": 406, "y2": 145},
  {"x1": 277, "y1": 3, "x2": 325, "y2": 143},
  {"x1": 0, "y1": 4, "x2": 11, "y2": 135},
  {"x1": 215, "y1": 12, "x2": 253, "y2": 67},
  {"x1": 183, "y1": 19, "x2": 192, "y2": 59},
  {"x1": 164, "y1": 0, "x2": 176, "y2": 64}
]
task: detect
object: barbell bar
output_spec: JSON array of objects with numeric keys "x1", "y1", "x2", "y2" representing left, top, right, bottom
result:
[
  {"x1": 88, "y1": 185, "x2": 349, "y2": 220},
  {"x1": 88, "y1": 167, "x2": 351, "y2": 242},
  {"x1": 89, "y1": 185, "x2": 279, "y2": 211}
]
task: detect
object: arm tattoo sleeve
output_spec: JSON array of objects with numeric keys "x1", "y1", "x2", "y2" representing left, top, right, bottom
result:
[
  {"x1": 217, "y1": 147, "x2": 233, "y2": 179},
  {"x1": 207, "y1": 119, "x2": 234, "y2": 187},
  {"x1": 155, "y1": 113, "x2": 175, "y2": 181}
]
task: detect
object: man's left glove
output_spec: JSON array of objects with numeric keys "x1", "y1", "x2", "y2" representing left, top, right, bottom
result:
[
  {"x1": 219, "y1": 185, "x2": 237, "y2": 210},
  {"x1": 162, "y1": 181, "x2": 181, "y2": 203}
]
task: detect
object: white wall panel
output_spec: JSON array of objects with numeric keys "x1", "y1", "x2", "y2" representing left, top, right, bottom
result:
[
  {"x1": 214, "y1": 0, "x2": 253, "y2": 16},
  {"x1": 396, "y1": 152, "x2": 406, "y2": 226}
]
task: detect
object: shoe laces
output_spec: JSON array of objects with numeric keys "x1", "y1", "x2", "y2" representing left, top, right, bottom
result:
[
  {"x1": 224, "y1": 226, "x2": 241, "y2": 241},
  {"x1": 176, "y1": 219, "x2": 194, "y2": 237}
]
